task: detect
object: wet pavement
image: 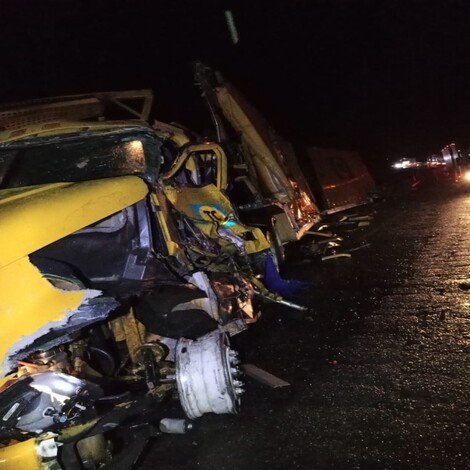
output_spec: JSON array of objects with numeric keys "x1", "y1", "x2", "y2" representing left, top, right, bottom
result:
[{"x1": 140, "y1": 184, "x2": 470, "y2": 469}]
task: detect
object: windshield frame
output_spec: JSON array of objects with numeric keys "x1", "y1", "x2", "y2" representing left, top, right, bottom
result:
[{"x1": 0, "y1": 126, "x2": 162, "y2": 189}]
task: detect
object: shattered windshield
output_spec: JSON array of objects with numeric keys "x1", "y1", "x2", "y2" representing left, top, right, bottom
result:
[{"x1": 0, "y1": 129, "x2": 161, "y2": 189}]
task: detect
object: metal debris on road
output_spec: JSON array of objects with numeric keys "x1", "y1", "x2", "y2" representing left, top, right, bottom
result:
[{"x1": 242, "y1": 364, "x2": 291, "y2": 388}]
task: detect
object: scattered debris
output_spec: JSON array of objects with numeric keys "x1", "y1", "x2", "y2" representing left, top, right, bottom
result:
[
  {"x1": 159, "y1": 419, "x2": 194, "y2": 434},
  {"x1": 305, "y1": 230, "x2": 335, "y2": 238},
  {"x1": 345, "y1": 243, "x2": 372, "y2": 253},
  {"x1": 322, "y1": 253, "x2": 352, "y2": 261},
  {"x1": 242, "y1": 364, "x2": 291, "y2": 388}
]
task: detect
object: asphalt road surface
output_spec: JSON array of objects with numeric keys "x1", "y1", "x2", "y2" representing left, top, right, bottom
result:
[{"x1": 140, "y1": 183, "x2": 470, "y2": 469}]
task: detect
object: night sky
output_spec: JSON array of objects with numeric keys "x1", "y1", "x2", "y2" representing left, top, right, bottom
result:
[{"x1": 0, "y1": 0, "x2": 469, "y2": 168}]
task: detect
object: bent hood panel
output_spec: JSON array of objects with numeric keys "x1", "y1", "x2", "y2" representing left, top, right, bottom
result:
[
  {"x1": 0, "y1": 175, "x2": 148, "y2": 268},
  {"x1": 0, "y1": 256, "x2": 118, "y2": 376}
]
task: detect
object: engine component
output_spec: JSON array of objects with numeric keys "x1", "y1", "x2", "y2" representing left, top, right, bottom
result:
[
  {"x1": 175, "y1": 331, "x2": 242, "y2": 419},
  {"x1": 18, "y1": 348, "x2": 71, "y2": 375},
  {"x1": 29, "y1": 349, "x2": 68, "y2": 366},
  {"x1": 0, "y1": 372, "x2": 102, "y2": 436}
]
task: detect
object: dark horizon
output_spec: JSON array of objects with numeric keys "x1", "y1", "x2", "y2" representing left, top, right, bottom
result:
[{"x1": 0, "y1": 0, "x2": 468, "y2": 166}]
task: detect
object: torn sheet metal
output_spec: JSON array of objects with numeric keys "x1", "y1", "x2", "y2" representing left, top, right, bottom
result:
[
  {"x1": 187, "y1": 272, "x2": 220, "y2": 321},
  {"x1": 0, "y1": 256, "x2": 117, "y2": 376},
  {"x1": 163, "y1": 184, "x2": 270, "y2": 254}
]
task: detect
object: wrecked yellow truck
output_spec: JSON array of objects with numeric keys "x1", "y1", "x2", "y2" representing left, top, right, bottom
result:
[
  {"x1": 0, "y1": 88, "x2": 312, "y2": 468},
  {"x1": 154, "y1": 120, "x2": 310, "y2": 304},
  {"x1": 0, "y1": 112, "x2": 252, "y2": 468}
]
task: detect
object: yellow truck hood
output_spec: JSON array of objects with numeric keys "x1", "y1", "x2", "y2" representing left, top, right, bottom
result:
[{"x1": 0, "y1": 175, "x2": 149, "y2": 269}]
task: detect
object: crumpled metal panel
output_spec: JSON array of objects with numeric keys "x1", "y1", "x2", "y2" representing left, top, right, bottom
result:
[
  {"x1": 163, "y1": 184, "x2": 270, "y2": 254},
  {"x1": 0, "y1": 256, "x2": 118, "y2": 376},
  {"x1": 0, "y1": 175, "x2": 148, "y2": 269}
]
